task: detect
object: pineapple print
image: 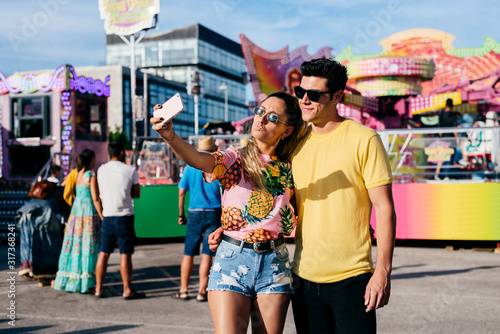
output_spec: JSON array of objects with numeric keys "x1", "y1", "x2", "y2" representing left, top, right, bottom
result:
[
  {"x1": 264, "y1": 161, "x2": 293, "y2": 196},
  {"x1": 220, "y1": 157, "x2": 242, "y2": 192},
  {"x1": 211, "y1": 152, "x2": 227, "y2": 188},
  {"x1": 279, "y1": 163, "x2": 294, "y2": 190},
  {"x1": 278, "y1": 204, "x2": 295, "y2": 236},
  {"x1": 247, "y1": 189, "x2": 274, "y2": 219},
  {"x1": 243, "y1": 228, "x2": 273, "y2": 243},
  {"x1": 221, "y1": 206, "x2": 248, "y2": 231},
  {"x1": 213, "y1": 164, "x2": 227, "y2": 180},
  {"x1": 213, "y1": 152, "x2": 224, "y2": 165}
]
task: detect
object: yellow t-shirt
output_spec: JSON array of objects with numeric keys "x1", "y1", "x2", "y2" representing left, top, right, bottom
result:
[{"x1": 291, "y1": 119, "x2": 393, "y2": 283}]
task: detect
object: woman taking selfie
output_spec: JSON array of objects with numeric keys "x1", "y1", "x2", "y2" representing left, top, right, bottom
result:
[{"x1": 151, "y1": 92, "x2": 305, "y2": 334}]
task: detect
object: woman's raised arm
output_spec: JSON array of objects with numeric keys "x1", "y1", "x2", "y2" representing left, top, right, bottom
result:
[{"x1": 151, "y1": 104, "x2": 215, "y2": 173}]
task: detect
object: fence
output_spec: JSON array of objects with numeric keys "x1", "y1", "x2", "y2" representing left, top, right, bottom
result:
[{"x1": 380, "y1": 126, "x2": 499, "y2": 182}]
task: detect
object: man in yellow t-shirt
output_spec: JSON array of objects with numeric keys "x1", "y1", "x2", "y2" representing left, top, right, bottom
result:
[{"x1": 291, "y1": 58, "x2": 396, "y2": 333}]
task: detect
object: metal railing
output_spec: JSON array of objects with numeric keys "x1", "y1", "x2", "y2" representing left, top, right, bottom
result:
[
  {"x1": 132, "y1": 135, "x2": 249, "y2": 184},
  {"x1": 30, "y1": 152, "x2": 71, "y2": 187},
  {"x1": 379, "y1": 127, "x2": 499, "y2": 182},
  {"x1": 132, "y1": 128, "x2": 500, "y2": 185}
]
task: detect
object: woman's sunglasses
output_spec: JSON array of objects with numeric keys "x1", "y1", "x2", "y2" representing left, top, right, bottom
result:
[
  {"x1": 294, "y1": 86, "x2": 332, "y2": 102},
  {"x1": 253, "y1": 107, "x2": 289, "y2": 125}
]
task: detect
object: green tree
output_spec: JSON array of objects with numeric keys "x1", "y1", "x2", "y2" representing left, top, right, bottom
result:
[{"x1": 108, "y1": 125, "x2": 131, "y2": 149}]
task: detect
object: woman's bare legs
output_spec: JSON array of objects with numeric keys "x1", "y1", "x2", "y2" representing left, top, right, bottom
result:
[
  {"x1": 251, "y1": 293, "x2": 292, "y2": 334},
  {"x1": 208, "y1": 290, "x2": 251, "y2": 334}
]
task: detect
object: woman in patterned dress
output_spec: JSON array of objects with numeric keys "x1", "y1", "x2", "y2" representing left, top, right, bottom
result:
[
  {"x1": 53, "y1": 149, "x2": 103, "y2": 293},
  {"x1": 152, "y1": 92, "x2": 306, "y2": 334}
]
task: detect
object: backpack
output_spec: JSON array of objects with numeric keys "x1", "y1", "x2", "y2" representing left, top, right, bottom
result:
[{"x1": 28, "y1": 179, "x2": 57, "y2": 200}]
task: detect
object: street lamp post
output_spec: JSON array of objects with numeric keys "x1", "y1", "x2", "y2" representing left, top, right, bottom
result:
[
  {"x1": 118, "y1": 32, "x2": 145, "y2": 151},
  {"x1": 219, "y1": 82, "x2": 228, "y2": 122}
]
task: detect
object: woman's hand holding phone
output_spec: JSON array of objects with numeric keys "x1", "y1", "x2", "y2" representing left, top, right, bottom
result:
[
  {"x1": 151, "y1": 93, "x2": 184, "y2": 141},
  {"x1": 151, "y1": 104, "x2": 175, "y2": 141}
]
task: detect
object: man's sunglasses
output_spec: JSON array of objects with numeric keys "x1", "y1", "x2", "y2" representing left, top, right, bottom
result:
[
  {"x1": 253, "y1": 107, "x2": 289, "y2": 125},
  {"x1": 294, "y1": 86, "x2": 332, "y2": 102}
]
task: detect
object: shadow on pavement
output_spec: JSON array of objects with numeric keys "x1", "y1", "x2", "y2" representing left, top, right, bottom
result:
[
  {"x1": 2, "y1": 325, "x2": 55, "y2": 333},
  {"x1": 99, "y1": 263, "x2": 195, "y2": 298},
  {"x1": 392, "y1": 265, "x2": 499, "y2": 279},
  {"x1": 392, "y1": 264, "x2": 426, "y2": 271},
  {"x1": 65, "y1": 325, "x2": 142, "y2": 333}
]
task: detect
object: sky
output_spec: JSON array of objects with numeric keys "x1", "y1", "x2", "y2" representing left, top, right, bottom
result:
[{"x1": 0, "y1": 0, "x2": 499, "y2": 76}]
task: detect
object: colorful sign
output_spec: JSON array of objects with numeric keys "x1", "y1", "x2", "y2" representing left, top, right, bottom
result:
[
  {"x1": 337, "y1": 103, "x2": 362, "y2": 121},
  {"x1": 240, "y1": 34, "x2": 333, "y2": 102},
  {"x1": 372, "y1": 182, "x2": 500, "y2": 241},
  {"x1": 355, "y1": 76, "x2": 422, "y2": 97},
  {"x1": 341, "y1": 29, "x2": 500, "y2": 96},
  {"x1": 410, "y1": 92, "x2": 462, "y2": 115},
  {"x1": 0, "y1": 65, "x2": 67, "y2": 94},
  {"x1": 452, "y1": 103, "x2": 478, "y2": 114},
  {"x1": 99, "y1": 0, "x2": 160, "y2": 36},
  {"x1": 0, "y1": 65, "x2": 111, "y2": 97},
  {"x1": 69, "y1": 67, "x2": 111, "y2": 97},
  {"x1": 424, "y1": 141, "x2": 454, "y2": 163},
  {"x1": 343, "y1": 93, "x2": 379, "y2": 111},
  {"x1": 60, "y1": 91, "x2": 74, "y2": 175},
  {"x1": 346, "y1": 57, "x2": 434, "y2": 80}
]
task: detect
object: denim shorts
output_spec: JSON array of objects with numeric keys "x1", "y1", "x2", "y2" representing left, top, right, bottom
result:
[
  {"x1": 207, "y1": 238, "x2": 294, "y2": 297},
  {"x1": 184, "y1": 209, "x2": 221, "y2": 256},
  {"x1": 100, "y1": 215, "x2": 136, "y2": 254}
]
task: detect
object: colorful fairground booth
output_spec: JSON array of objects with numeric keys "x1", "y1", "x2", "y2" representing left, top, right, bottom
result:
[{"x1": 0, "y1": 64, "x2": 110, "y2": 181}]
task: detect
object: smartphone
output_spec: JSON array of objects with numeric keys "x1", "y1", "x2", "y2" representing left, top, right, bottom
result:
[{"x1": 153, "y1": 93, "x2": 184, "y2": 125}]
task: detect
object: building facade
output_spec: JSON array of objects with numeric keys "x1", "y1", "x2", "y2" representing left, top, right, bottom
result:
[{"x1": 106, "y1": 23, "x2": 249, "y2": 137}]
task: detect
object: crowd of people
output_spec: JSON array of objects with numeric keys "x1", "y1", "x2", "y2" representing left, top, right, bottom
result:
[{"x1": 18, "y1": 140, "x2": 146, "y2": 300}]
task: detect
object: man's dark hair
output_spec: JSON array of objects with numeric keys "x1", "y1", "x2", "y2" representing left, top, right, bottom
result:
[
  {"x1": 300, "y1": 58, "x2": 348, "y2": 97},
  {"x1": 445, "y1": 98, "x2": 453, "y2": 108},
  {"x1": 49, "y1": 164, "x2": 61, "y2": 176},
  {"x1": 108, "y1": 140, "x2": 125, "y2": 158}
]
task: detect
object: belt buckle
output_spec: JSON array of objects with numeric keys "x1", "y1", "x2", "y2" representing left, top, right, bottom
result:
[{"x1": 253, "y1": 240, "x2": 273, "y2": 254}]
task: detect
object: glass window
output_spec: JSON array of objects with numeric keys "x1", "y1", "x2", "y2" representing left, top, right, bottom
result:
[
  {"x1": 145, "y1": 45, "x2": 159, "y2": 67},
  {"x1": 11, "y1": 95, "x2": 51, "y2": 139},
  {"x1": 21, "y1": 98, "x2": 42, "y2": 117},
  {"x1": 75, "y1": 93, "x2": 107, "y2": 141}
]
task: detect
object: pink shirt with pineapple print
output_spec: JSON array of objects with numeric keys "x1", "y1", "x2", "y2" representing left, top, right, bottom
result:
[{"x1": 204, "y1": 147, "x2": 297, "y2": 243}]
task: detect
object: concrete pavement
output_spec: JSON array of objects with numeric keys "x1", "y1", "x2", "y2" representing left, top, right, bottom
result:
[{"x1": 1, "y1": 242, "x2": 499, "y2": 333}]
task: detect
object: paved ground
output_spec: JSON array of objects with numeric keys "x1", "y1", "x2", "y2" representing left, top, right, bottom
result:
[{"x1": 0, "y1": 241, "x2": 499, "y2": 333}]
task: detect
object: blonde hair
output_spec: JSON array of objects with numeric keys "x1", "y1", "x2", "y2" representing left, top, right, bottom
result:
[{"x1": 239, "y1": 92, "x2": 307, "y2": 189}]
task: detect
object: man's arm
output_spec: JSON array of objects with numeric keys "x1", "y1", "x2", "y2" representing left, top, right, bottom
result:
[
  {"x1": 131, "y1": 184, "x2": 141, "y2": 199},
  {"x1": 178, "y1": 188, "x2": 187, "y2": 225},
  {"x1": 365, "y1": 184, "x2": 396, "y2": 312}
]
